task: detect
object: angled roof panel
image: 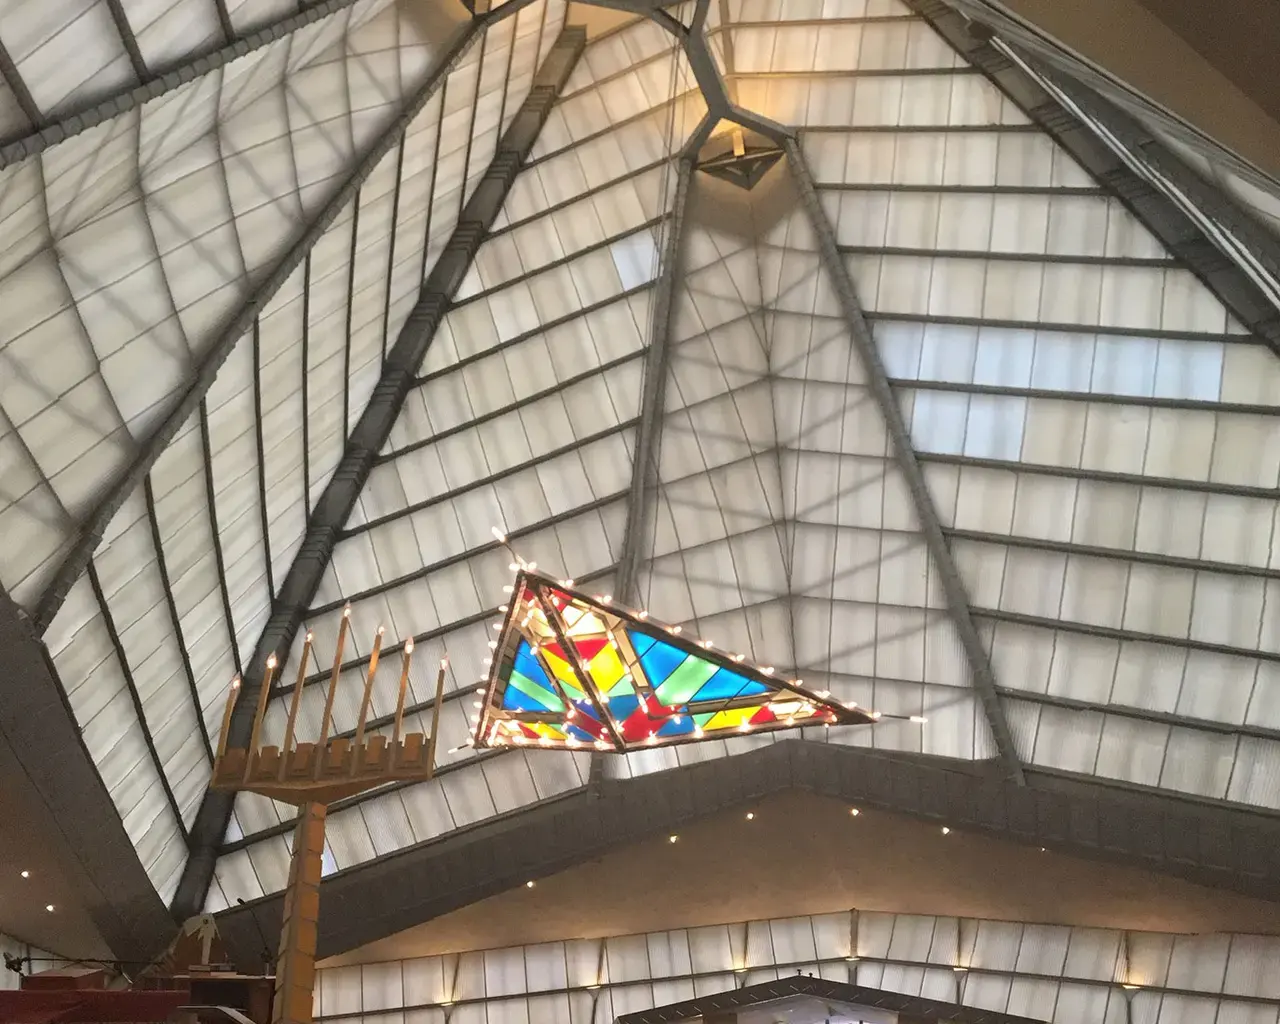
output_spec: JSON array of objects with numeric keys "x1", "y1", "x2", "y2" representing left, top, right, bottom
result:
[
  {"x1": 206, "y1": 12, "x2": 697, "y2": 907},
  {"x1": 30, "y1": 1, "x2": 567, "y2": 908}
]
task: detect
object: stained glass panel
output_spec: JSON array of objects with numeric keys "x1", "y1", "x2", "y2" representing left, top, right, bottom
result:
[{"x1": 473, "y1": 571, "x2": 873, "y2": 751}]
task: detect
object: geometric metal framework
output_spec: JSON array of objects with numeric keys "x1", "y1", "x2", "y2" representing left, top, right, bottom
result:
[
  {"x1": 8, "y1": 0, "x2": 1280, "y2": 971},
  {"x1": 615, "y1": 975, "x2": 1046, "y2": 1024},
  {"x1": 697, "y1": 145, "x2": 786, "y2": 192},
  {"x1": 785, "y1": 137, "x2": 1029, "y2": 787},
  {"x1": 476, "y1": 570, "x2": 873, "y2": 751},
  {"x1": 170, "y1": 17, "x2": 589, "y2": 921}
]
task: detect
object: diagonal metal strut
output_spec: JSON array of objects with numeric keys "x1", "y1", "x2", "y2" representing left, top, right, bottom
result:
[
  {"x1": 29, "y1": 21, "x2": 482, "y2": 637},
  {"x1": 592, "y1": 155, "x2": 695, "y2": 785},
  {"x1": 783, "y1": 136, "x2": 1027, "y2": 786},
  {"x1": 169, "y1": 22, "x2": 589, "y2": 920}
]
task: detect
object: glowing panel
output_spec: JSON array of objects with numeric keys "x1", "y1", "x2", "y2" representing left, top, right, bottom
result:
[{"x1": 474, "y1": 571, "x2": 873, "y2": 752}]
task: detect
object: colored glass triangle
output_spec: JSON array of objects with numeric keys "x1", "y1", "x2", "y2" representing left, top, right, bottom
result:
[{"x1": 473, "y1": 571, "x2": 873, "y2": 751}]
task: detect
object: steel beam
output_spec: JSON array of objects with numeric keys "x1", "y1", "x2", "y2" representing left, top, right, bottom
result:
[
  {"x1": 1028, "y1": 63, "x2": 1280, "y2": 340},
  {"x1": 0, "y1": 585, "x2": 176, "y2": 961},
  {"x1": 0, "y1": 0, "x2": 375, "y2": 167},
  {"x1": 614, "y1": 161, "x2": 693, "y2": 624},
  {"x1": 30, "y1": 21, "x2": 482, "y2": 637},
  {"x1": 906, "y1": 0, "x2": 1280, "y2": 360},
  {"x1": 785, "y1": 136, "x2": 1026, "y2": 785},
  {"x1": 143, "y1": 476, "x2": 213, "y2": 763},
  {"x1": 169, "y1": 23, "x2": 588, "y2": 921},
  {"x1": 212, "y1": 739, "x2": 1280, "y2": 962},
  {"x1": 104, "y1": 0, "x2": 150, "y2": 80},
  {"x1": 0, "y1": 38, "x2": 40, "y2": 133},
  {"x1": 488, "y1": 0, "x2": 791, "y2": 155},
  {"x1": 86, "y1": 560, "x2": 189, "y2": 843}
]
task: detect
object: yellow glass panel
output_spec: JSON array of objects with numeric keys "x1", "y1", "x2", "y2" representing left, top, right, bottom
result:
[{"x1": 587, "y1": 643, "x2": 626, "y2": 690}]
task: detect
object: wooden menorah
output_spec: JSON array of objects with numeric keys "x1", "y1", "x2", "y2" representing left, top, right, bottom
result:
[
  {"x1": 211, "y1": 607, "x2": 446, "y2": 805},
  {"x1": 209, "y1": 608, "x2": 446, "y2": 1024}
]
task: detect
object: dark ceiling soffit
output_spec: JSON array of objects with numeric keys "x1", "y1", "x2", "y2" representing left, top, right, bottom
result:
[
  {"x1": 601, "y1": 157, "x2": 695, "y2": 784},
  {"x1": 0, "y1": 0, "x2": 368, "y2": 166},
  {"x1": 0, "y1": 586, "x2": 176, "y2": 963},
  {"x1": 212, "y1": 740, "x2": 1280, "y2": 964},
  {"x1": 169, "y1": 22, "x2": 590, "y2": 922},
  {"x1": 785, "y1": 138, "x2": 1027, "y2": 787},
  {"x1": 909, "y1": 0, "x2": 1280, "y2": 357},
  {"x1": 29, "y1": 20, "x2": 482, "y2": 638},
  {"x1": 616, "y1": 975, "x2": 1046, "y2": 1024}
]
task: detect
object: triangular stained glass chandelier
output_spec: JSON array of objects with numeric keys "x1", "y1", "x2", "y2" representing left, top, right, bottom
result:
[{"x1": 472, "y1": 569, "x2": 874, "y2": 752}]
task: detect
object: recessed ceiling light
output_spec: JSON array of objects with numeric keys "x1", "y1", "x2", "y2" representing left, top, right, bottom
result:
[
  {"x1": 20, "y1": 870, "x2": 29, "y2": 879},
  {"x1": 745, "y1": 812, "x2": 755, "y2": 821},
  {"x1": 849, "y1": 808, "x2": 860, "y2": 817},
  {"x1": 941, "y1": 826, "x2": 951, "y2": 835},
  {"x1": 668, "y1": 834, "x2": 678, "y2": 843},
  {"x1": 45, "y1": 905, "x2": 54, "y2": 913},
  {"x1": 525, "y1": 880, "x2": 535, "y2": 889}
]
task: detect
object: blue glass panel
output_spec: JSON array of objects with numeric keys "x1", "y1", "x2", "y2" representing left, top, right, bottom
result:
[
  {"x1": 627, "y1": 630, "x2": 658, "y2": 657},
  {"x1": 690, "y1": 670, "x2": 771, "y2": 702},
  {"x1": 637, "y1": 636, "x2": 688, "y2": 688}
]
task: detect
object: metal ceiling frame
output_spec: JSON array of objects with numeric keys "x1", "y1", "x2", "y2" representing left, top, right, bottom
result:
[
  {"x1": 170, "y1": 20, "x2": 589, "y2": 920},
  {"x1": 488, "y1": 0, "x2": 792, "y2": 155},
  {"x1": 0, "y1": 0, "x2": 376, "y2": 166},
  {"x1": 785, "y1": 136, "x2": 1028, "y2": 786},
  {"x1": 29, "y1": 19, "x2": 485, "y2": 638},
  {"x1": 907, "y1": 0, "x2": 1280, "y2": 359},
  {"x1": 16, "y1": 0, "x2": 1280, "y2": 955},
  {"x1": 615, "y1": 975, "x2": 1047, "y2": 1024},
  {"x1": 938, "y1": 0, "x2": 1280, "y2": 216},
  {"x1": 212, "y1": 738, "x2": 1280, "y2": 963}
]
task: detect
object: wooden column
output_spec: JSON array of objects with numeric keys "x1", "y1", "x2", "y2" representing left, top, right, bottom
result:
[{"x1": 271, "y1": 801, "x2": 327, "y2": 1024}]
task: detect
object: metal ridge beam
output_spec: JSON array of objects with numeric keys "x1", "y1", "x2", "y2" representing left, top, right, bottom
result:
[
  {"x1": 615, "y1": 159, "x2": 692, "y2": 604},
  {"x1": 30, "y1": 20, "x2": 482, "y2": 637},
  {"x1": 0, "y1": 0, "x2": 369, "y2": 166},
  {"x1": 603, "y1": 158, "x2": 693, "y2": 784},
  {"x1": 212, "y1": 740, "x2": 1280, "y2": 963},
  {"x1": 906, "y1": 0, "x2": 1280, "y2": 359},
  {"x1": 0, "y1": 585, "x2": 176, "y2": 961},
  {"x1": 784, "y1": 136, "x2": 1026, "y2": 785},
  {"x1": 169, "y1": 22, "x2": 588, "y2": 921},
  {"x1": 1028, "y1": 63, "x2": 1280, "y2": 338}
]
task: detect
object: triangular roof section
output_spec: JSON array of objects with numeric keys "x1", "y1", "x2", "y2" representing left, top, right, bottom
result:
[
  {"x1": 198, "y1": 0, "x2": 1280, "y2": 927},
  {"x1": 474, "y1": 569, "x2": 871, "y2": 751}
]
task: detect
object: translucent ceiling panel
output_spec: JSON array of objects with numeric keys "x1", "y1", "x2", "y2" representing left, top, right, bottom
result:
[
  {"x1": 0, "y1": 0, "x2": 461, "y2": 620},
  {"x1": 1, "y1": 0, "x2": 137, "y2": 117},
  {"x1": 608, "y1": 194, "x2": 987, "y2": 783},
  {"x1": 531, "y1": 13, "x2": 704, "y2": 164},
  {"x1": 797, "y1": 9, "x2": 1280, "y2": 810},
  {"x1": 311, "y1": 911, "x2": 1280, "y2": 1024},
  {"x1": 211, "y1": 75, "x2": 677, "y2": 901}
]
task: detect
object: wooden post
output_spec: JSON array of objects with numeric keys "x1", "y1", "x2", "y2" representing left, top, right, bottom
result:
[
  {"x1": 314, "y1": 609, "x2": 350, "y2": 778},
  {"x1": 425, "y1": 658, "x2": 448, "y2": 775},
  {"x1": 391, "y1": 640, "x2": 414, "y2": 750},
  {"x1": 245, "y1": 655, "x2": 278, "y2": 782},
  {"x1": 279, "y1": 634, "x2": 313, "y2": 780},
  {"x1": 270, "y1": 801, "x2": 327, "y2": 1024},
  {"x1": 351, "y1": 627, "x2": 385, "y2": 757},
  {"x1": 216, "y1": 677, "x2": 241, "y2": 760}
]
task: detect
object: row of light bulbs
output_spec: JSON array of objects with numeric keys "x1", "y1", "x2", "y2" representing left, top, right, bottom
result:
[{"x1": 475, "y1": 531, "x2": 935, "y2": 741}]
